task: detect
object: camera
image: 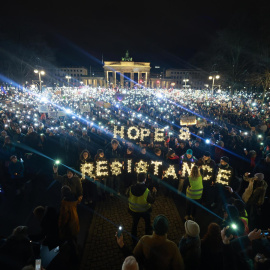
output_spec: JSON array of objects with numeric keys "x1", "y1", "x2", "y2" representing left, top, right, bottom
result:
[{"x1": 117, "y1": 226, "x2": 123, "y2": 237}]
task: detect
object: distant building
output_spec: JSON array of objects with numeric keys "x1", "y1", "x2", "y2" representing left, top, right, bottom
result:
[
  {"x1": 165, "y1": 68, "x2": 206, "y2": 90},
  {"x1": 51, "y1": 54, "x2": 208, "y2": 89},
  {"x1": 53, "y1": 67, "x2": 88, "y2": 86},
  {"x1": 103, "y1": 50, "x2": 151, "y2": 88}
]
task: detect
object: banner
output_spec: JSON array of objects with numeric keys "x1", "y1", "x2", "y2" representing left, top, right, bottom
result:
[
  {"x1": 48, "y1": 111, "x2": 58, "y2": 119},
  {"x1": 38, "y1": 105, "x2": 49, "y2": 113},
  {"x1": 80, "y1": 160, "x2": 179, "y2": 179}
]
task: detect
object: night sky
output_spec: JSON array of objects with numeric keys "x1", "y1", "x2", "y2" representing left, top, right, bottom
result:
[{"x1": 0, "y1": 1, "x2": 265, "y2": 69}]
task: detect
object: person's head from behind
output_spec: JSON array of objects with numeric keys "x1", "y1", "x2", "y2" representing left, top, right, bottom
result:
[
  {"x1": 122, "y1": 256, "x2": 139, "y2": 270},
  {"x1": 33, "y1": 206, "x2": 46, "y2": 222},
  {"x1": 202, "y1": 222, "x2": 222, "y2": 242},
  {"x1": 11, "y1": 225, "x2": 28, "y2": 239},
  {"x1": 191, "y1": 165, "x2": 200, "y2": 178},
  {"x1": 137, "y1": 172, "x2": 146, "y2": 183},
  {"x1": 184, "y1": 220, "x2": 200, "y2": 238},
  {"x1": 152, "y1": 215, "x2": 169, "y2": 236}
]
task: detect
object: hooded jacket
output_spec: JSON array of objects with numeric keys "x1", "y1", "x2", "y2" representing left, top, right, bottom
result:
[
  {"x1": 58, "y1": 191, "x2": 80, "y2": 240},
  {"x1": 127, "y1": 183, "x2": 156, "y2": 212},
  {"x1": 53, "y1": 173, "x2": 83, "y2": 200}
]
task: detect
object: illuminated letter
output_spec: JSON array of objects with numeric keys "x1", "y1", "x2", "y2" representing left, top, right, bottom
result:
[
  {"x1": 113, "y1": 125, "x2": 125, "y2": 139},
  {"x1": 81, "y1": 163, "x2": 95, "y2": 179},
  {"x1": 96, "y1": 161, "x2": 109, "y2": 177},
  {"x1": 181, "y1": 162, "x2": 194, "y2": 177},
  {"x1": 127, "y1": 126, "x2": 140, "y2": 140},
  {"x1": 111, "y1": 161, "x2": 122, "y2": 176},
  {"x1": 179, "y1": 127, "x2": 190, "y2": 141},
  {"x1": 127, "y1": 159, "x2": 132, "y2": 173},
  {"x1": 151, "y1": 161, "x2": 163, "y2": 176},
  {"x1": 135, "y1": 160, "x2": 149, "y2": 174},
  {"x1": 216, "y1": 169, "x2": 231, "y2": 185},
  {"x1": 164, "y1": 165, "x2": 178, "y2": 179},
  {"x1": 140, "y1": 128, "x2": 151, "y2": 141},
  {"x1": 154, "y1": 128, "x2": 165, "y2": 142}
]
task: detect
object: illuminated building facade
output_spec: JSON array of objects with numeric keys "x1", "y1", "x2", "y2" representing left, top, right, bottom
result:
[{"x1": 103, "y1": 51, "x2": 151, "y2": 88}]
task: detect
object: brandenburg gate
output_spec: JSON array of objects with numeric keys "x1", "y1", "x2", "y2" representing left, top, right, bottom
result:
[{"x1": 103, "y1": 51, "x2": 151, "y2": 88}]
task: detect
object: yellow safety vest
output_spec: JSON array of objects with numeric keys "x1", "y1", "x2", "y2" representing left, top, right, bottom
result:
[{"x1": 129, "y1": 188, "x2": 151, "y2": 212}]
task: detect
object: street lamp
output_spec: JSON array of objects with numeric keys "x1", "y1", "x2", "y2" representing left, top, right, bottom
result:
[
  {"x1": 183, "y1": 79, "x2": 189, "y2": 90},
  {"x1": 65, "y1": 75, "x2": 71, "y2": 88},
  {"x1": 209, "y1": 75, "x2": 220, "y2": 96},
  {"x1": 34, "y1": 69, "x2": 45, "y2": 92}
]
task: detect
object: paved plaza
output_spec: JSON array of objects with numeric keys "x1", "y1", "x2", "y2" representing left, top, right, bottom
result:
[{"x1": 80, "y1": 194, "x2": 185, "y2": 270}]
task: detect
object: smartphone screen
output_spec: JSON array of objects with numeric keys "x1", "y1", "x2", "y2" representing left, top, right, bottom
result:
[
  {"x1": 35, "y1": 259, "x2": 41, "y2": 270},
  {"x1": 117, "y1": 226, "x2": 123, "y2": 237}
]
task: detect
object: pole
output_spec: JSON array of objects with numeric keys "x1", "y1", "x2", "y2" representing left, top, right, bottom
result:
[
  {"x1": 39, "y1": 72, "x2": 42, "y2": 92},
  {"x1": 212, "y1": 77, "x2": 215, "y2": 96}
]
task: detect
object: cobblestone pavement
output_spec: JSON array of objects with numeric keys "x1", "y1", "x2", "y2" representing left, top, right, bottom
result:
[{"x1": 80, "y1": 194, "x2": 185, "y2": 270}]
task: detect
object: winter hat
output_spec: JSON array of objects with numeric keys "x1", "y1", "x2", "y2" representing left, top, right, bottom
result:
[
  {"x1": 168, "y1": 148, "x2": 175, "y2": 156},
  {"x1": 204, "y1": 151, "x2": 211, "y2": 157},
  {"x1": 186, "y1": 149, "x2": 193, "y2": 155},
  {"x1": 221, "y1": 156, "x2": 229, "y2": 163},
  {"x1": 153, "y1": 215, "x2": 169, "y2": 235},
  {"x1": 254, "y1": 173, "x2": 264, "y2": 181},
  {"x1": 184, "y1": 220, "x2": 200, "y2": 237}
]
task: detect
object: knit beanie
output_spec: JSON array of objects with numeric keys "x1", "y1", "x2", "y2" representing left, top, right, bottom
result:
[
  {"x1": 184, "y1": 220, "x2": 200, "y2": 237},
  {"x1": 204, "y1": 151, "x2": 211, "y2": 157},
  {"x1": 221, "y1": 156, "x2": 229, "y2": 163},
  {"x1": 254, "y1": 173, "x2": 264, "y2": 181},
  {"x1": 153, "y1": 215, "x2": 169, "y2": 235},
  {"x1": 167, "y1": 148, "x2": 175, "y2": 156},
  {"x1": 186, "y1": 149, "x2": 193, "y2": 155}
]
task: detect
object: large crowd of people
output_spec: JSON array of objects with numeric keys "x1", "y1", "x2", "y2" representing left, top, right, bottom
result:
[{"x1": 0, "y1": 86, "x2": 270, "y2": 269}]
